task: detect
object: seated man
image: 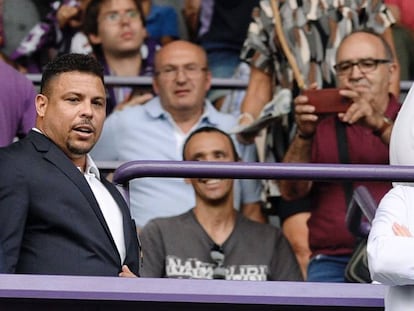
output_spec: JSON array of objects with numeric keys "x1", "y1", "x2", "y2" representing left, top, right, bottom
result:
[
  {"x1": 83, "y1": 0, "x2": 157, "y2": 114},
  {"x1": 137, "y1": 127, "x2": 303, "y2": 280},
  {"x1": 279, "y1": 29, "x2": 400, "y2": 282},
  {"x1": 91, "y1": 40, "x2": 265, "y2": 229}
]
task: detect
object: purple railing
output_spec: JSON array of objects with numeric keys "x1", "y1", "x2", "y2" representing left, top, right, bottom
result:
[
  {"x1": 0, "y1": 274, "x2": 385, "y2": 310},
  {"x1": 3, "y1": 160, "x2": 411, "y2": 310},
  {"x1": 113, "y1": 160, "x2": 414, "y2": 185}
]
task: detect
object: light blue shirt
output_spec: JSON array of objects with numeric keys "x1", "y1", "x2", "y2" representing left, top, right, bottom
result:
[{"x1": 91, "y1": 97, "x2": 262, "y2": 228}]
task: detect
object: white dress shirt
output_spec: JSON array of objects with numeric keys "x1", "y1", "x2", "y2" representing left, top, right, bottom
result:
[{"x1": 83, "y1": 155, "x2": 126, "y2": 263}]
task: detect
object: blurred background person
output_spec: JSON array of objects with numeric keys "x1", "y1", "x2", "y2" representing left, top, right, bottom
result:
[
  {"x1": 83, "y1": 0, "x2": 157, "y2": 114},
  {"x1": 183, "y1": 0, "x2": 259, "y2": 109},
  {"x1": 91, "y1": 40, "x2": 264, "y2": 230},
  {"x1": 9, "y1": 0, "x2": 92, "y2": 73},
  {"x1": 141, "y1": 0, "x2": 179, "y2": 45},
  {"x1": 0, "y1": 0, "x2": 39, "y2": 61}
]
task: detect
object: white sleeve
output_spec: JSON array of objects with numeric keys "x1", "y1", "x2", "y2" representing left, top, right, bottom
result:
[{"x1": 368, "y1": 186, "x2": 414, "y2": 285}]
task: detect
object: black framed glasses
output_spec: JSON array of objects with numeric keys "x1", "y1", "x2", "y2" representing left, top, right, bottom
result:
[
  {"x1": 210, "y1": 244, "x2": 226, "y2": 279},
  {"x1": 334, "y1": 58, "x2": 391, "y2": 76}
]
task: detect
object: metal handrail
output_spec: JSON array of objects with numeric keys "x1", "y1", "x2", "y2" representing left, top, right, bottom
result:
[
  {"x1": 26, "y1": 74, "x2": 413, "y2": 92},
  {"x1": 112, "y1": 161, "x2": 414, "y2": 185},
  {"x1": 26, "y1": 74, "x2": 250, "y2": 89}
]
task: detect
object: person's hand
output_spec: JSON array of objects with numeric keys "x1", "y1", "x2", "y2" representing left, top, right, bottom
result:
[
  {"x1": 337, "y1": 89, "x2": 385, "y2": 130},
  {"x1": 236, "y1": 112, "x2": 257, "y2": 144},
  {"x1": 56, "y1": 4, "x2": 82, "y2": 29},
  {"x1": 294, "y1": 85, "x2": 319, "y2": 138},
  {"x1": 115, "y1": 93, "x2": 154, "y2": 111},
  {"x1": 392, "y1": 223, "x2": 412, "y2": 237},
  {"x1": 119, "y1": 265, "x2": 138, "y2": 277}
]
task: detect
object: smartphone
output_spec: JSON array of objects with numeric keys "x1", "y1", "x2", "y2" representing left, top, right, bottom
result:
[{"x1": 302, "y1": 88, "x2": 352, "y2": 114}]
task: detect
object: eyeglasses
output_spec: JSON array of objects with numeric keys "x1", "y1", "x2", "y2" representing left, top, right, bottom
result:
[
  {"x1": 210, "y1": 244, "x2": 226, "y2": 280},
  {"x1": 155, "y1": 64, "x2": 208, "y2": 80},
  {"x1": 334, "y1": 58, "x2": 391, "y2": 75},
  {"x1": 101, "y1": 9, "x2": 140, "y2": 24}
]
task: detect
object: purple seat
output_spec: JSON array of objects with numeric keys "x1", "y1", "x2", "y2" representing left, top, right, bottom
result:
[{"x1": 346, "y1": 185, "x2": 377, "y2": 238}]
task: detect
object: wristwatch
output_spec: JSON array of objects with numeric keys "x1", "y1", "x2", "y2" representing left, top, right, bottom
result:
[{"x1": 373, "y1": 116, "x2": 393, "y2": 137}]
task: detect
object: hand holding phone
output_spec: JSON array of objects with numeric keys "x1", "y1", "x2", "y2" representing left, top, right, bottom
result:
[{"x1": 302, "y1": 88, "x2": 352, "y2": 114}]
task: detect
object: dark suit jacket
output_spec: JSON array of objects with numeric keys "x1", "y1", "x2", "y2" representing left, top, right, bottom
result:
[
  {"x1": 0, "y1": 131, "x2": 140, "y2": 276},
  {"x1": 0, "y1": 244, "x2": 5, "y2": 273}
]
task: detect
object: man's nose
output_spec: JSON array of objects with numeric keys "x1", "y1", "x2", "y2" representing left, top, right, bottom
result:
[
  {"x1": 79, "y1": 101, "x2": 93, "y2": 117},
  {"x1": 349, "y1": 63, "x2": 364, "y2": 78},
  {"x1": 119, "y1": 12, "x2": 132, "y2": 24},
  {"x1": 175, "y1": 68, "x2": 188, "y2": 83}
]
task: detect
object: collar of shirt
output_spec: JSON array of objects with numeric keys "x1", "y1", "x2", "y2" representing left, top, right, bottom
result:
[
  {"x1": 144, "y1": 96, "x2": 221, "y2": 127},
  {"x1": 83, "y1": 154, "x2": 100, "y2": 180}
]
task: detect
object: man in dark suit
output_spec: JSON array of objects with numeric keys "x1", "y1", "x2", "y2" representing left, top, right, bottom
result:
[{"x1": 0, "y1": 53, "x2": 140, "y2": 276}]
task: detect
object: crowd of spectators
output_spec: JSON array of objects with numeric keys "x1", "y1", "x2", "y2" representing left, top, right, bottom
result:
[{"x1": 1, "y1": 0, "x2": 414, "y2": 292}]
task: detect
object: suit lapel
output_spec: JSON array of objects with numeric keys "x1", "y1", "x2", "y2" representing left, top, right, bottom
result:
[{"x1": 28, "y1": 131, "x2": 120, "y2": 259}]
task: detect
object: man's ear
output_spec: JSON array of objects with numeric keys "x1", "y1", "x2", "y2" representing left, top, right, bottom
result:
[
  {"x1": 204, "y1": 70, "x2": 212, "y2": 92},
  {"x1": 35, "y1": 94, "x2": 48, "y2": 117}
]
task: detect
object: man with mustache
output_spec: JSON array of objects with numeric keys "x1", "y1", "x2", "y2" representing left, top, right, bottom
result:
[
  {"x1": 278, "y1": 29, "x2": 401, "y2": 282},
  {"x1": 237, "y1": 0, "x2": 399, "y2": 280},
  {"x1": 135, "y1": 127, "x2": 302, "y2": 281},
  {"x1": 0, "y1": 53, "x2": 140, "y2": 276}
]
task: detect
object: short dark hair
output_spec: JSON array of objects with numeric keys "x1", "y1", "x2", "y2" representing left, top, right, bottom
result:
[
  {"x1": 40, "y1": 53, "x2": 104, "y2": 95},
  {"x1": 83, "y1": 0, "x2": 145, "y2": 55},
  {"x1": 182, "y1": 127, "x2": 240, "y2": 161}
]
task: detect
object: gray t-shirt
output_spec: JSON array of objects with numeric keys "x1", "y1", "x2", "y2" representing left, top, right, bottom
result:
[{"x1": 140, "y1": 209, "x2": 303, "y2": 281}]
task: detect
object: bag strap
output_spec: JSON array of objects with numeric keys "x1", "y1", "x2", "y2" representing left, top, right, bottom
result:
[{"x1": 335, "y1": 118, "x2": 353, "y2": 206}]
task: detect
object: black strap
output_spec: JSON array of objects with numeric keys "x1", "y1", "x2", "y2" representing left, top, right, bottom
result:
[{"x1": 335, "y1": 118, "x2": 353, "y2": 206}]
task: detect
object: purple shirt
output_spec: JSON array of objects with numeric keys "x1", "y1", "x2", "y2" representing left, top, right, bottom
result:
[{"x1": 0, "y1": 61, "x2": 36, "y2": 147}]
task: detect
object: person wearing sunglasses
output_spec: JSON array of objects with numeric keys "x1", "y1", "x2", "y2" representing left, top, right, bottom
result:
[{"x1": 129, "y1": 127, "x2": 303, "y2": 281}]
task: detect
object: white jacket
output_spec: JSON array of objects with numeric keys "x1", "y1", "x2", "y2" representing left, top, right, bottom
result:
[{"x1": 368, "y1": 185, "x2": 414, "y2": 311}]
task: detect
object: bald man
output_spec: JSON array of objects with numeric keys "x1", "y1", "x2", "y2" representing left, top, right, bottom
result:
[{"x1": 92, "y1": 40, "x2": 265, "y2": 229}]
